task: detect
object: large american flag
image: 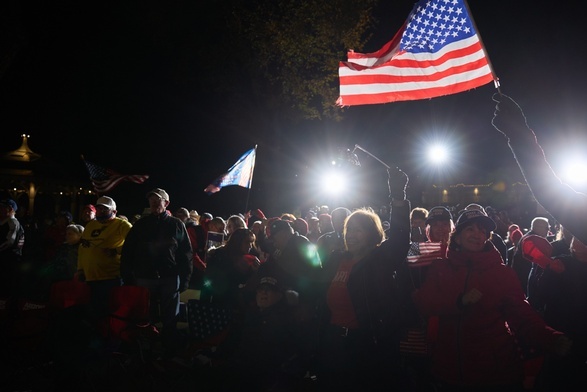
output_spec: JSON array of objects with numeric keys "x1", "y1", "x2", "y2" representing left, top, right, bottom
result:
[
  {"x1": 338, "y1": 0, "x2": 497, "y2": 106},
  {"x1": 204, "y1": 147, "x2": 256, "y2": 194},
  {"x1": 187, "y1": 300, "x2": 232, "y2": 342},
  {"x1": 406, "y1": 241, "x2": 446, "y2": 267},
  {"x1": 83, "y1": 158, "x2": 149, "y2": 194}
]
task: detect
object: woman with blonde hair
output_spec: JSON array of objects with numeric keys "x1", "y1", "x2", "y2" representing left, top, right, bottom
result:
[
  {"x1": 226, "y1": 214, "x2": 247, "y2": 238},
  {"x1": 314, "y1": 168, "x2": 413, "y2": 390}
]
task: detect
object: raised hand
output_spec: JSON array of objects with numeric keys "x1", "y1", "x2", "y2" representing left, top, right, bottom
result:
[
  {"x1": 388, "y1": 166, "x2": 409, "y2": 200},
  {"x1": 491, "y1": 93, "x2": 532, "y2": 140}
]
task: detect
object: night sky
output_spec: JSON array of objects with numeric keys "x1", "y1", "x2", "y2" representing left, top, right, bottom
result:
[{"x1": 1, "y1": 1, "x2": 586, "y2": 218}]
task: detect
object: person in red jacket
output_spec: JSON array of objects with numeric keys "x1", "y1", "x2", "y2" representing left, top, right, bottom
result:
[{"x1": 413, "y1": 209, "x2": 571, "y2": 391}]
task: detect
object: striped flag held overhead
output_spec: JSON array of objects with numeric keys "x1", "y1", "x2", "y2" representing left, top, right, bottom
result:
[
  {"x1": 82, "y1": 158, "x2": 149, "y2": 194},
  {"x1": 406, "y1": 241, "x2": 446, "y2": 267},
  {"x1": 338, "y1": 0, "x2": 498, "y2": 106}
]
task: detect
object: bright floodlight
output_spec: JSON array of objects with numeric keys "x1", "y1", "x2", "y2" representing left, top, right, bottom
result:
[
  {"x1": 563, "y1": 161, "x2": 587, "y2": 187},
  {"x1": 427, "y1": 144, "x2": 449, "y2": 164},
  {"x1": 322, "y1": 170, "x2": 347, "y2": 195}
]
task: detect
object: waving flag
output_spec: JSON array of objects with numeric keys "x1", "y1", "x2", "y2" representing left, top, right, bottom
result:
[
  {"x1": 338, "y1": 0, "x2": 498, "y2": 106},
  {"x1": 82, "y1": 157, "x2": 149, "y2": 194},
  {"x1": 204, "y1": 147, "x2": 257, "y2": 194}
]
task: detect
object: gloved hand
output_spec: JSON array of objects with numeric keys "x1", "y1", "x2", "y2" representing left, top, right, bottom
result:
[
  {"x1": 491, "y1": 93, "x2": 533, "y2": 141},
  {"x1": 388, "y1": 166, "x2": 409, "y2": 200}
]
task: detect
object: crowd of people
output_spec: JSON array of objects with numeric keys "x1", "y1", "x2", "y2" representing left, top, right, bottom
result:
[{"x1": 1, "y1": 95, "x2": 587, "y2": 391}]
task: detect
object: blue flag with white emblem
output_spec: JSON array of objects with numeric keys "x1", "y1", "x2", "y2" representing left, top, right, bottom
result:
[{"x1": 204, "y1": 147, "x2": 257, "y2": 194}]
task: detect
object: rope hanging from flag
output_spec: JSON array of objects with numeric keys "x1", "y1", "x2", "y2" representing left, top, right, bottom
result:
[{"x1": 338, "y1": 0, "x2": 499, "y2": 106}]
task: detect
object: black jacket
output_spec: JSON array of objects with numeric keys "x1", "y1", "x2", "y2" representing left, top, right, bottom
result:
[
  {"x1": 314, "y1": 200, "x2": 413, "y2": 390},
  {"x1": 318, "y1": 200, "x2": 412, "y2": 344},
  {"x1": 120, "y1": 212, "x2": 193, "y2": 290}
]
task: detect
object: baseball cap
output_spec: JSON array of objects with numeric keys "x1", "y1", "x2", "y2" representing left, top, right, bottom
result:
[
  {"x1": 522, "y1": 235, "x2": 552, "y2": 261},
  {"x1": 84, "y1": 204, "x2": 96, "y2": 213},
  {"x1": 0, "y1": 199, "x2": 18, "y2": 212},
  {"x1": 146, "y1": 188, "x2": 169, "y2": 202},
  {"x1": 293, "y1": 218, "x2": 308, "y2": 235},
  {"x1": 58, "y1": 211, "x2": 73, "y2": 223},
  {"x1": 175, "y1": 207, "x2": 189, "y2": 218},
  {"x1": 258, "y1": 276, "x2": 282, "y2": 291},
  {"x1": 269, "y1": 219, "x2": 292, "y2": 237},
  {"x1": 253, "y1": 209, "x2": 266, "y2": 220},
  {"x1": 425, "y1": 206, "x2": 452, "y2": 225},
  {"x1": 510, "y1": 228, "x2": 523, "y2": 244},
  {"x1": 96, "y1": 196, "x2": 117, "y2": 210},
  {"x1": 455, "y1": 209, "x2": 496, "y2": 233},
  {"x1": 465, "y1": 203, "x2": 486, "y2": 213},
  {"x1": 66, "y1": 224, "x2": 85, "y2": 235}
]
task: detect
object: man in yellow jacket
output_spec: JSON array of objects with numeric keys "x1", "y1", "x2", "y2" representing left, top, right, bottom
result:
[{"x1": 78, "y1": 196, "x2": 132, "y2": 317}]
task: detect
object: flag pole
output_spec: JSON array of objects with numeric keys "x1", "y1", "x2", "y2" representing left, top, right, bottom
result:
[
  {"x1": 244, "y1": 145, "x2": 258, "y2": 213},
  {"x1": 463, "y1": 0, "x2": 502, "y2": 94}
]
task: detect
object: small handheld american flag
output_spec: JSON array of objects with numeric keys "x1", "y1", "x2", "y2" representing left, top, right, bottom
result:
[{"x1": 406, "y1": 241, "x2": 446, "y2": 267}]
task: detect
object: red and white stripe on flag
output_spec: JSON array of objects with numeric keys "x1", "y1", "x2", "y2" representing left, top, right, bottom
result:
[
  {"x1": 407, "y1": 241, "x2": 445, "y2": 267},
  {"x1": 337, "y1": 0, "x2": 496, "y2": 106}
]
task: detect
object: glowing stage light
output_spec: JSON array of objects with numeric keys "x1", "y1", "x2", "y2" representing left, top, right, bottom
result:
[
  {"x1": 563, "y1": 161, "x2": 587, "y2": 187},
  {"x1": 321, "y1": 170, "x2": 348, "y2": 196},
  {"x1": 427, "y1": 144, "x2": 449, "y2": 164}
]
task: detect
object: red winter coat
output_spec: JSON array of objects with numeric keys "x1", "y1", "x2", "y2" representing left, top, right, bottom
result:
[{"x1": 413, "y1": 242, "x2": 563, "y2": 387}]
